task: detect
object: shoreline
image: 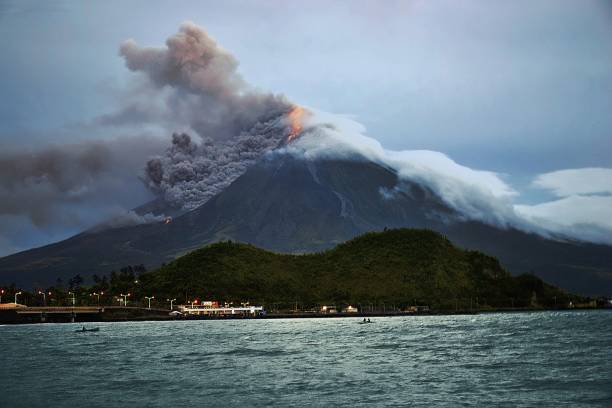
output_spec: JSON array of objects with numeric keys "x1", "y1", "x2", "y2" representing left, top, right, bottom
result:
[{"x1": 1, "y1": 306, "x2": 609, "y2": 325}]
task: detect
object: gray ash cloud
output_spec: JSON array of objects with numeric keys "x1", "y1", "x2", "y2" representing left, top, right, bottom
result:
[
  {"x1": 113, "y1": 22, "x2": 297, "y2": 209},
  {"x1": 0, "y1": 22, "x2": 300, "y2": 257},
  {"x1": 144, "y1": 117, "x2": 292, "y2": 209},
  {"x1": 0, "y1": 136, "x2": 166, "y2": 255}
]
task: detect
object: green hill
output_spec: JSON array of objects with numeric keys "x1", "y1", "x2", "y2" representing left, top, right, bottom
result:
[{"x1": 141, "y1": 228, "x2": 574, "y2": 310}]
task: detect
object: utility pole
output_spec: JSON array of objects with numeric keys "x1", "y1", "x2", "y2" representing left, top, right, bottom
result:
[
  {"x1": 68, "y1": 291, "x2": 76, "y2": 306},
  {"x1": 90, "y1": 292, "x2": 101, "y2": 306},
  {"x1": 145, "y1": 296, "x2": 154, "y2": 309}
]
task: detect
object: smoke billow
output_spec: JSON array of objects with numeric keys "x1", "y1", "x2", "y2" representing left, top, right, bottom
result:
[
  {"x1": 0, "y1": 143, "x2": 113, "y2": 226},
  {"x1": 113, "y1": 22, "x2": 297, "y2": 209},
  {"x1": 0, "y1": 22, "x2": 302, "y2": 256},
  {"x1": 118, "y1": 22, "x2": 291, "y2": 140},
  {"x1": 0, "y1": 136, "x2": 167, "y2": 255},
  {"x1": 144, "y1": 116, "x2": 293, "y2": 209}
]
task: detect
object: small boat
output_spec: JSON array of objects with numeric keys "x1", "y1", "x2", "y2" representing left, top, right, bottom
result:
[
  {"x1": 75, "y1": 327, "x2": 100, "y2": 333},
  {"x1": 359, "y1": 319, "x2": 374, "y2": 324}
]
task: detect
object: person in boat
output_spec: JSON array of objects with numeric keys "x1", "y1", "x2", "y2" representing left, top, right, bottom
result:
[
  {"x1": 363, "y1": 318, "x2": 367, "y2": 323},
  {"x1": 367, "y1": 318, "x2": 371, "y2": 323},
  {"x1": 82, "y1": 326, "x2": 86, "y2": 331}
]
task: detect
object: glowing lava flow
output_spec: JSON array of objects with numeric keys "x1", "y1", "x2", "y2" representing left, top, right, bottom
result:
[{"x1": 286, "y1": 106, "x2": 306, "y2": 143}]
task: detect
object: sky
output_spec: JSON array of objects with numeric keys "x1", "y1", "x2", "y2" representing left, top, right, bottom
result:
[{"x1": 0, "y1": 0, "x2": 611, "y2": 255}]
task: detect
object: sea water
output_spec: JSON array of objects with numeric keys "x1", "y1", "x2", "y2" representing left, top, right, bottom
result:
[{"x1": 1, "y1": 311, "x2": 611, "y2": 407}]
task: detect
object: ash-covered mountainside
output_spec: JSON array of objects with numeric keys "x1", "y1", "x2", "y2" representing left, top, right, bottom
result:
[{"x1": 1, "y1": 152, "x2": 611, "y2": 295}]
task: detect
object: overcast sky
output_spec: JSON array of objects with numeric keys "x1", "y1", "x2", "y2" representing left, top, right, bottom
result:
[{"x1": 0, "y1": 0, "x2": 611, "y2": 255}]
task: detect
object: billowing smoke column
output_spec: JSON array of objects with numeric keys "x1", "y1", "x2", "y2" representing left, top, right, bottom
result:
[
  {"x1": 119, "y1": 22, "x2": 303, "y2": 209},
  {"x1": 144, "y1": 116, "x2": 299, "y2": 209}
]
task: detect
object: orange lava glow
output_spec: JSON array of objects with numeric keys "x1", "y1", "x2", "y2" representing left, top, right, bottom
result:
[{"x1": 286, "y1": 106, "x2": 306, "y2": 143}]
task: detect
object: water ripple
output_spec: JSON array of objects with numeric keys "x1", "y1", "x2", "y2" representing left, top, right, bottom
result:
[{"x1": 1, "y1": 311, "x2": 612, "y2": 407}]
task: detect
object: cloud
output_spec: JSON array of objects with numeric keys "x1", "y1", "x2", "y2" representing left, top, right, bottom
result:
[
  {"x1": 87, "y1": 209, "x2": 165, "y2": 232},
  {"x1": 0, "y1": 135, "x2": 167, "y2": 255},
  {"x1": 532, "y1": 168, "x2": 612, "y2": 197},
  {"x1": 107, "y1": 22, "x2": 298, "y2": 210},
  {"x1": 287, "y1": 109, "x2": 612, "y2": 244},
  {"x1": 515, "y1": 195, "x2": 612, "y2": 244},
  {"x1": 289, "y1": 109, "x2": 521, "y2": 227},
  {"x1": 513, "y1": 166, "x2": 612, "y2": 244},
  {"x1": 144, "y1": 122, "x2": 293, "y2": 209},
  {"x1": 0, "y1": 22, "x2": 299, "y2": 256},
  {"x1": 108, "y1": 21, "x2": 291, "y2": 141}
]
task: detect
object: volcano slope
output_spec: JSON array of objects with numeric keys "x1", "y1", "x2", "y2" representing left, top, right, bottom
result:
[{"x1": 1, "y1": 153, "x2": 611, "y2": 295}]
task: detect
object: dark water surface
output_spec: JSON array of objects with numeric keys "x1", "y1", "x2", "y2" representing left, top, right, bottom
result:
[{"x1": 1, "y1": 311, "x2": 611, "y2": 407}]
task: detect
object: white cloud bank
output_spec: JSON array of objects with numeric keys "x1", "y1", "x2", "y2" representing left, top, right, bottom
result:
[
  {"x1": 515, "y1": 195, "x2": 612, "y2": 244},
  {"x1": 288, "y1": 109, "x2": 612, "y2": 244},
  {"x1": 515, "y1": 167, "x2": 612, "y2": 243},
  {"x1": 533, "y1": 168, "x2": 612, "y2": 197}
]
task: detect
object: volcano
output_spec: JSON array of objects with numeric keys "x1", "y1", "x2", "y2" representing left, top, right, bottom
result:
[{"x1": 1, "y1": 152, "x2": 612, "y2": 295}]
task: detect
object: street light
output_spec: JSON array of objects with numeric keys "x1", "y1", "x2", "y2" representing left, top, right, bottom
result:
[
  {"x1": 145, "y1": 296, "x2": 154, "y2": 309},
  {"x1": 90, "y1": 292, "x2": 103, "y2": 306},
  {"x1": 0, "y1": 288, "x2": 5, "y2": 303},
  {"x1": 38, "y1": 290, "x2": 46, "y2": 306},
  {"x1": 120, "y1": 293, "x2": 130, "y2": 307},
  {"x1": 167, "y1": 298, "x2": 176, "y2": 310},
  {"x1": 68, "y1": 291, "x2": 76, "y2": 306},
  {"x1": 15, "y1": 291, "x2": 22, "y2": 304}
]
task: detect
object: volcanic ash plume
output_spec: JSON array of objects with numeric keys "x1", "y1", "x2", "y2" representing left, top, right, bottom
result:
[
  {"x1": 143, "y1": 108, "x2": 307, "y2": 210},
  {"x1": 119, "y1": 21, "x2": 291, "y2": 140},
  {"x1": 120, "y1": 22, "x2": 308, "y2": 209}
]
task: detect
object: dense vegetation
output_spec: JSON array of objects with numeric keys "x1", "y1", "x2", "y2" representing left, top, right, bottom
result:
[{"x1": 137, "y1": 229, "x2": 575, "y2": 310}]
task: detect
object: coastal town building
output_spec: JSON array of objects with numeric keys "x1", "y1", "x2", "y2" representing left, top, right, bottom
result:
[
  {"x1": 320, "y1": 305, "x2": 337, "y2": 314},
  {"x1": 179, "y1": 301, "x2": 264, "y2": 316}
]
